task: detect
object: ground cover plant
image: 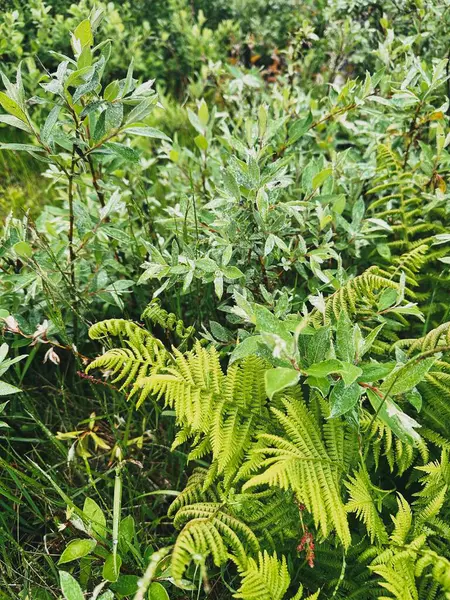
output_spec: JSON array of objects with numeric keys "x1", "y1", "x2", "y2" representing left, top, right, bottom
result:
[{"x1": 0, "y1": 1, "x2": 450, "y2": 599}]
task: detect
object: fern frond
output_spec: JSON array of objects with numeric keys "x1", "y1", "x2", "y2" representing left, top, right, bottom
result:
[
  {"x1": 345, "y1": 467, "x2": 388, "y2": 544},
  {"x1": 243, "y1": 398, "x2": 351, "y2": 548},
  {"x1": 310, "y1": 267, "x2": 401, "y2": 328},
  {"x1": 233, "y1": 551, "x2": 292, "y2": 600},
  {"x1": 134, "y1": 348, "x2": 270, "y2": 482},
  {"x1": 171, "y1": 501, "x2": 260, "y2": 581},
  {"x1": 360, "y1": 411, "x2": 428, "y2": 474},
  {"x1": 142, "y1": 298, "x2": 195, "y2": 340},
  {"x1": 88, "y1": 318, "x2": 153, "y2": 342},
  {"x1": 87, "y1": 320, "x2": 168, "y2": 390}
]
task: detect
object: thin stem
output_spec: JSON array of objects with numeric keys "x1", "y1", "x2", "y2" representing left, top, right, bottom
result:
[
  {"x1": 67, "y1": 144, "x2": 78, "y2": 342},
  {"x1": 87, "y1": 153, "x2": 106, "y2": 208}
]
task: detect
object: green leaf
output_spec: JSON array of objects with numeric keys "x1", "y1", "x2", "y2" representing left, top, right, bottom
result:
[
  {"x1": 41, "y1": 106, "x2": 60, "y2": 145},
  {"x1": 209, "y1": 321, "x2": 230, "y2": 342},
  {"x1": 0, "y1": 114, "x2": 32, "y2": 133},
  {"x1": 288, "y1": 112, "x2": 312, "y2": 144},
  {"x1": 124, "y1": 126, "x2": 171, "y2": 141},
  {"x1": 378, "y1": 288, "x2": 397, "y2": 311},
  {"x1": 299, "y1": 327, "x2": 330, "y2": 367},
  {"x1": 306, "y1": 359, "x2": 362, "y2": 386},
  {"x1": 110, "y1": 575, "x2": 139, "y2": 595},
  {"x1": 149, "y1": 582, "x2": 170, "y2": 600},
  {"x1": 332, "y1": 194, "x2": 346, "y2": 214},
  {"x1": 377, "y1": 243, "x2": 391, "y2": 260},
  {"x1": 104, "y1": 142, "x2": 140, "y2": 163},
  {"x1": 194, "y1": 134, "x2": 208, "y2": 151},
  {"x1": 312, "y1": 168, "x2": 332, "y2": 191},
  {"x1": 367, "y1": 389, "x2": 421, "y2": 444},
  {"x1": 64, "y1": 66, "x2": 94, "y2": 90},
  {"x1": 339, "y1": 362, "x2": 363, "y2": 386},
  {"x1": 105, "y1": 102, "x2": 123, "y2": 133},
  {"x1": 306, "y1": 359, "x2": 342, "y2": 378},
  {"x1": 221, "y1": 265, "x2": 244, "y2": 279},
  {"x1": 406, "y1": 388, "x2": 422, "y2": 412},
  {"x1": 0, "y1": 381, "x2": 21, "y2": 396},
  {"x1": 0, "y1": 143, "x2": 44, "y2": 153},
  {"x1": 380, "y1": 358, "x2": 435, "y2": 397},
  {"x1": 358, "y1": 362, "x2": 395, "y2": 383},
  {"x1": 230, "y1": 335, "x2": 264, "y2": 364},
  {"x1": 196, "y1": 257, "x2": 217, "y2": 273},
  {"x1": 104, "y1": 80, "x2": 120, "y2": 102},
  {"x1": 198, "y1": 99, "x2": 209, "y2": 127},
  {"x1": 58, "y1": 538, "x2": 97, "y2": 564},
  {"x1": 254, "y1": 304, "x2": 292, "y2": 344},
  {"x1": 265, "y1": 368, "x2": 299, "y2": 400},
  {"x1": 222, "y1": 244, "x2": 232, "y2": 266},
  {"x1": 72, "y1": 19, "x2": 94, "y2": 49},
  {"x1": 214, "y1": 273, "x2": 223, "y2": 299},
  {"x1": 305, "y1": 375, "x2": 331, "y2": 397},
  {"x1": 59, "y1": 571, "x2": 84, "y2": 600},
  {"x1": 336, "y1": 311, "x2": 354, "y2": 362},
  {"x1": 13, "y1": 241, "x2": 32, "y2": 258},
  {"x1": 77, "y1": 45, "x2": 92, "y2": 69},
  {"x1": 222, "y1": 171, "x2": 240, "y2": 200},
  {"x1": 83, "y1": 497, "x2": 106, "y2": 538},
  {"x1": 103, "y1": 552, "x2": 122, "y2": 582},
  {"x1": 125, "y1": 97, "x2": 156, "y2": 124},
  {"x1": 121, "y1": 58, "x2": 134, "y2": 98},
  {"x1": 118, "y1": 515, "x2": 135, "y2": 554},
  {"x1": 0, "y1": 91, "x2": 27, "y2": 122},
  {"x1": 361, "y1": 324, "x2": 385, "y2": 358},
  {"x1": 329, "y1": 381, "x2": 362, "y2": 418}
]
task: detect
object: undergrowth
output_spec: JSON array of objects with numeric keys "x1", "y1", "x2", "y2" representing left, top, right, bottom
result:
[{"x1": 0, "y1": 2, "x2": 450, "y2": 599}]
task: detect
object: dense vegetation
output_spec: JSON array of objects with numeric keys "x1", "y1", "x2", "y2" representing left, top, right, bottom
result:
[{"x1": 1, "y1": 1, "x2": 450, "y2": 599}]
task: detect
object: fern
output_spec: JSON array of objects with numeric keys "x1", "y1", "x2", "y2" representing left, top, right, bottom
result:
[
  {"x1": 243, "y1": 397, "x2": 352, "y2": 548},
  {"x1": 85, "y1": 298, "x2": 450, "y2": 599},
  {"x1": 311, "y1": 267, "x2": 401, "y2": 325},
  {"x1": 369, "y1": 495, "x2": 450, "y2": 600},
  {"x1": 141, "y1": 298, "x2": 195, "y2": 340},
  {"x1": 345, "y1": 467, "x2": 388, "y2": 544},
  {"x1": 132, "y1": 345, "x2": 270, "y2": 483},
  {"x1": 171, "y1": 501, "x2": 260, "y2": 581},
  {"x1": 234, "y1": 551, "x2": 302, "y2": 600},
  {"x1": 87, "y1": 319, "x2": 169, "y2": 390}
]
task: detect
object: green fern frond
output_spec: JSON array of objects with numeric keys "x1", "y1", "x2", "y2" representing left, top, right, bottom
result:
[
  {"x1": 168, "y1": 468, "x2": 221, "y2": 517},
  {"x1": 133, "y1": 347, "x2": 270, "y2": 482},
  {"x1": 170, "y1": 501, "x2": 260, "y2": 581},
  {"x1": 370, "y1": 561, "x2": 419, "y2": 600},
  {"x1": 243, "y1": 398, "x2": 351, "y2": 547},
  {"x1": 390, "y1": 495, "x2": 413, "y2": 547},
  {"x1": 142, "y1": 298, "x2": 195, "y2": 340},
  {"x1": 360, "y1": 412, "x2": 428, "y2": 473},
  {"x1": 87, "y1": 320, "x2": 168, "y2": 389},
  {"x1": 233, "y1": 551, "x2": 292, "y2": 600},
  {"x1": 397, "y1": 321, "x2": 450, "y2": 354},
  {"x1": 415, "y1": 450, "x2": 450, "y2": 516},
  {"x1": 310, "y1": 267, "x2": 401, "y2": 326},
  {"x1": 345, "y1": 467, "x2": 388, "y2": 544}
]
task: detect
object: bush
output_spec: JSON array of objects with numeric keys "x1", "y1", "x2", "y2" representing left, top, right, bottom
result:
[{"x1": 0, "y1": 3, "x2": 450, "y2": 600}]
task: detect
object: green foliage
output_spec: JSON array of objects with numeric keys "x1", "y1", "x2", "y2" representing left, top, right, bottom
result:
[{"x1": 0, "y1": 2, "x2": 450, "y2": 599}]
